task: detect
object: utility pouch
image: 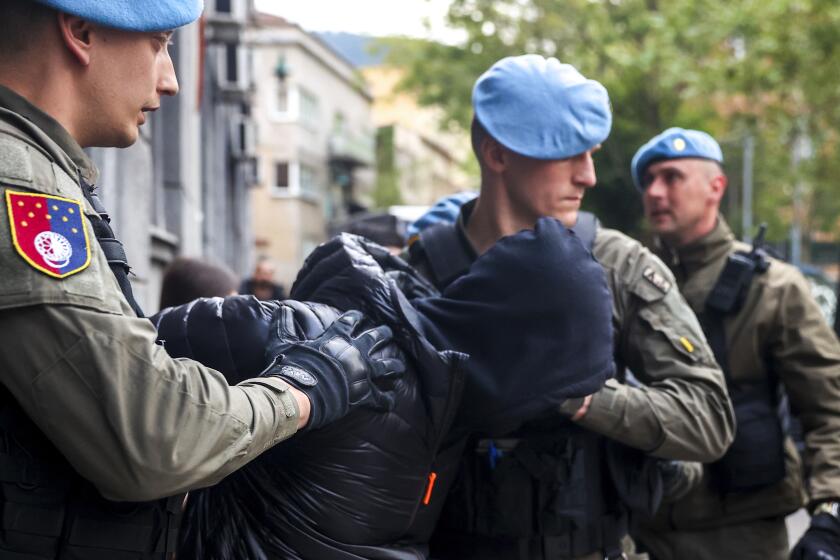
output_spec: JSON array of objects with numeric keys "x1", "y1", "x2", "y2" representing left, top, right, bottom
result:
[
  {"x1": 701, "y1": 224, "x2": 784, "y2": 495},
  {"x1": 451, "y1": 431, "x2": 587, "y2": 539},
  {"x1": 710, "y1": 383, "x2": 787, "y2": 494}
]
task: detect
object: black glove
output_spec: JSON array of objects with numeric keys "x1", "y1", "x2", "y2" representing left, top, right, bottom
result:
[
  {"x1": 262, "y1": 305, "x2": 405, "y2": 431},
  {"x1": 792, "y1": 513, "x2": 840, "y2": 560}
]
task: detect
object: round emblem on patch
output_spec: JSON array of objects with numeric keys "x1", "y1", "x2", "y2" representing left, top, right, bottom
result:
[
  {"x1": 673, "y1": 138, "x2": 686, "y2": 152},
  {"x1": 34, "y1": 231, "x2": 73, "y2": 268},
  {"x1": 279, "y1": 365, "x2": 317, "y2": 386}
]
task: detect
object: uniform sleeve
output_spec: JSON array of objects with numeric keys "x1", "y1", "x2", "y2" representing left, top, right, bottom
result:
[
  {"x1": 769, "y1": 270, "x2": 840, "y2": 504},
  {"x1": 569, "y1": 241, "x2": 735, "y2": 462},
  {"x1": 0, "y1": 303, "x2": 300, "y2": 502}
]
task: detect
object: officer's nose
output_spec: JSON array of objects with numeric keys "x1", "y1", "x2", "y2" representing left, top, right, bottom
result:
[
  {"x1": 572, "y1": 152, "x2": 597, "y2": 188},
  {"x1": 157, "y1": 52, "x2": 179, "y2": 97}
]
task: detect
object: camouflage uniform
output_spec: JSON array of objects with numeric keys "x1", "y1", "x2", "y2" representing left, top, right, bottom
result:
[
  {"x1": 636, "y1": 218, "x2": 840, "y2": 560},
  {"x1": 562, "y1": 226, "x2": 734, "y2": 461},
  {"x1": 408, "y1": 202, "x2": 735, "y2": 560},
  {"x1": 0, "y1": 84, "x2": 299, "y2": 503}
]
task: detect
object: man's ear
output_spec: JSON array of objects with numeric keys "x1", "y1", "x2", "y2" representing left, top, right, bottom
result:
[
  {"x1": 709, "y1": 173, "x2": 728, "y2": 204},
  {"x1": 57, "y1": 12, "x2": 94, "y2": 66},
  {"x1": 481, "y1": 137, "x2": 508, "y2": 174}
]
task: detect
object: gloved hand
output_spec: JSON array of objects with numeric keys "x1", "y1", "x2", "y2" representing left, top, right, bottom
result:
[
  {"x1": 791, "y1": 512, "x2": 840, "y2": 560},
  {"x1": 262, "y1": 305, "x2": 405, "y2": 431}
]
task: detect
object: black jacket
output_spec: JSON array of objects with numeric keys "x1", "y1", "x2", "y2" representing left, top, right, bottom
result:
[
  {"x1": 153, "y1": 226, "x2": 613, "y2": 559},
  {"x1": 154, "y1": 241, "x2": 466, "y2": 559}
]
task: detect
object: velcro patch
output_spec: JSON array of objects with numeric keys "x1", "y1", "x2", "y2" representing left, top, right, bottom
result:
[
  {"x1": 643, "y1": 266, "x2": 672, "y2": 294},
  {"x1": 6, "y1": 190, "x2": 91, "y2": 279},
  {"x1": 279, "y1": 365, "x2": 317, "y2": 386}
]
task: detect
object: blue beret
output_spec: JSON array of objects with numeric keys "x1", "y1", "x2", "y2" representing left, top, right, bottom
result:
[
  {"x1": 631, "y1": 127, "x2": 723, "y2": 190},
  {"x1": 34, "y1": 0, "x2": 203, "y2": 32},
  {"x1": 406, "y1": 191, "x2": 478, "y2": 240},
  {"x1": 472, "y1": 55, "x2": 612, "y2": 160}
]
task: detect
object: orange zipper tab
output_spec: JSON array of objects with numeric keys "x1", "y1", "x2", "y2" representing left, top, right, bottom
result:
[{"x1": 423, "y1": 472, "x2": 437, "y2": 505}]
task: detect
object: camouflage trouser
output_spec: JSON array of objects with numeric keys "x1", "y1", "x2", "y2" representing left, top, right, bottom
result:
[{"x1": 634, "y1": 516, "x2": 788, "y2": 560}]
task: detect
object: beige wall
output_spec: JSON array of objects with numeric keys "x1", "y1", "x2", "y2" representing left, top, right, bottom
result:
[
  {"x1": 249, "y1": 23, "x2": 376, "y2": 288},
  {"x1": 364, "y1": 66, "x2": 472, "y2": 205}
]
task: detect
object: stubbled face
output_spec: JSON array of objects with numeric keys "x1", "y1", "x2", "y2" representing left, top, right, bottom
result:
[
  {"x1": 83, "y1": 27, "x2": 178, "y2": 147},
  {"x1": 504, "y1": 147, "x2": 598, "y2": 228},
  {"x1": 642, "y1": 158, "x2": 721, "y2": 244}
]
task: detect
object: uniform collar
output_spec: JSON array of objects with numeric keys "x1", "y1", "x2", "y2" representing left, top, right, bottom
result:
[
  {"x1": 0, "y1": 84, "x2": 99, "y2": 185},
  {"x1": 656, "y1": 216, "x2": 734, "y2": 275}
]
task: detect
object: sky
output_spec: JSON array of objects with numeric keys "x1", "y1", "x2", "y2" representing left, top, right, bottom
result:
[{"x1": 254, "y1": 0, "x2": 463, "y2": 42}]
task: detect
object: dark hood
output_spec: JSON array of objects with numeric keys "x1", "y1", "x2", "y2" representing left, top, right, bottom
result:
[{"x1": 292, "y1": 218, "x2": 614, "y2": 434}]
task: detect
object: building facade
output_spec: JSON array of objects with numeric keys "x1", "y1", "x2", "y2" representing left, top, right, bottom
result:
[
  {"x1": 247, "y1": 14, "x2": 376, "y2": 287},
  {"x1": 362, "y1": 66, "x2": 472, "y2": 208}
]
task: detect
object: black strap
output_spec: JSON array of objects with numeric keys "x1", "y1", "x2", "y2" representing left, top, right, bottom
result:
[
  {"x1": 573, "y1": 211, "x2": 600, "y2": 252},
  {"x1": 701, "y1": 247, "x2": 772, "y2": 385},
  {"x1": 98, "y1": 238, "x2": 129, "y2": 267},
  {"x1": 79, "y1": 177, "x2": 144, "y2": 317},
  {"x1": 418, "y1": 222, "x2": 474, "y2": 290},
  {"x1": 165, "y1": 493, "x2": 185, "y2": 554},
  {"x1": 699, "y1": 311, "x2": 732, "y2": 384}
]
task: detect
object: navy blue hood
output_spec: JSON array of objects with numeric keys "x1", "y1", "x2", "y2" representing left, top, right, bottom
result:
[{"x1": 293, "y1": 217, "x2": 614, "y2": 434}]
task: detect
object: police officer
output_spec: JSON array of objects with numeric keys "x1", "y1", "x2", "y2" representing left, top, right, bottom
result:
[
  {"x1": 630, "y1": 127, "x2": 840, "y2": 560},
  {"x1": 0, "y1": 0, "x2": 402, "y2": 557},
  {"x1": 407, "y1": 55, "x2": 735, "y2": 560}
]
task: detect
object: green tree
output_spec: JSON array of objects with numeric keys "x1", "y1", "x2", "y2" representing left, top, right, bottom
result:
[
  {"x1": 372, "y1": 125, "x2": 403, "y2": 208},
  {"x1": 386, "y1": 0, "x2": 840, "y2": 245}
]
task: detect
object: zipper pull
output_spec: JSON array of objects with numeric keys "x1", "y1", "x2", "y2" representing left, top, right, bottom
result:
[{"x1": 423, "y1": 472, "x2": 437, "y2": 505}]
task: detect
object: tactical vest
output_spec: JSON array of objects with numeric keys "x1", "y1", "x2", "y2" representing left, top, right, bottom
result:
[
  {"x1": 0, "y1": 180, "x2": 181, "y2": 559},
  {"x1": 699, "y1": 234, "x2": 789, "y2": 494},
  {"x1": 410, "y1": 213, "x2": 632, "y2": 560}
]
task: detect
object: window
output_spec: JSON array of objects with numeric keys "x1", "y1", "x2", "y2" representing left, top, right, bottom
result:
[
  {"x1": 229, "y1": 116, "x2": 255, "y2": 159},
  {"x1": 215, "y1": 0, "x2": 232, "y2": 13},
  {"x1": 217, "y1": 43, "x2": 248, "y2": 89},
  {"x1": 299, "y1": 87, "x2": 320, "y2": 128},
  {"x1": 275, "y1": 162, "x2": 289, "y2": 190},
  {"x1": 225, "y1": 44, "x2": 238, "y2": 84},
  {"x1": 270, "y1": 162, "x2": 320, "y2": 199},
  {"x1": 299, "y1": 164, "x2": 318, "y2": 196}
]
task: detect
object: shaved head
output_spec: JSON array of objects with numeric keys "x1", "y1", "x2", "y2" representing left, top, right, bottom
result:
[{"x1": 699, "y1": 159, "x2": 725, "y2": 181}]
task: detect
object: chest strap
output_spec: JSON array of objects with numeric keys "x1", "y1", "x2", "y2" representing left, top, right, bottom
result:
[
  {"x1": 417, "y1": 222, "x2": 474, "y2": 290},
  {"x1": 79, "y1": 177, "x2": 144, "y2": 317}
]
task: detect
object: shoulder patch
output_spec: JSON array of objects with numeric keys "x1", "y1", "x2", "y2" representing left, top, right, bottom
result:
[
  {"x1": 643, "y1": 265, "x2": 672, "y2": 294},
  {"x1": 6, "y1": 190, "x2": 91, "y2": 279}
]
